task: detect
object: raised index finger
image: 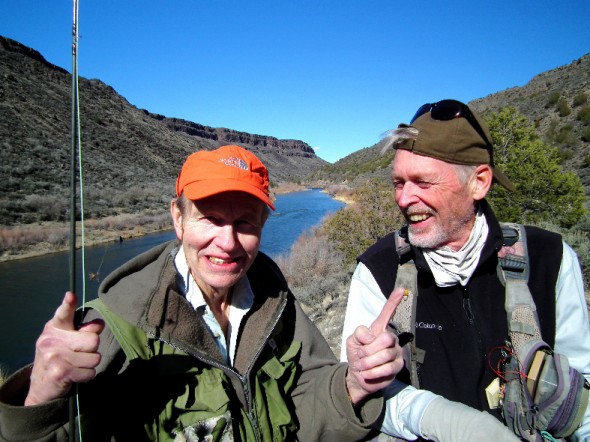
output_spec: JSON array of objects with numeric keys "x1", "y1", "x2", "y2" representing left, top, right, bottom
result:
[
  {"x1": 370, "y1": 287, "x2": 406, "y2": 333},
  {"x1": 50, "y1": 291, "x2": 78, "y2": 331}
]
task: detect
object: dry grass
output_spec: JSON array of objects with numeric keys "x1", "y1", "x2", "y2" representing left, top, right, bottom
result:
[
  {"x1": 0, "y1": 212, "x2": 171, "y2": 262},
  {"x1": 275, "y1": 227, "x2": 354, "y2": 356}
]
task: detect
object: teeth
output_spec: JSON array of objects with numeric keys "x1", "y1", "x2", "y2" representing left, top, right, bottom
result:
[
  {"x1": 409, "y1": 214, "x2": 429, "y2": 222},
  {"x1": 209, "y1": 257, "x2": 229, "y2": 264}
]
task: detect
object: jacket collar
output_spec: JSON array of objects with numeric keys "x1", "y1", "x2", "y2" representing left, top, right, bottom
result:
[{"x1": 98, "y1": 240, "x2": 290, "y2": 373}]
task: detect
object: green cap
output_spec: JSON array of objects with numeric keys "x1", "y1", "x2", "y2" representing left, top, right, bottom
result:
[{"x1": 397, "y1": 112, "x2": 515, "y2": 191}]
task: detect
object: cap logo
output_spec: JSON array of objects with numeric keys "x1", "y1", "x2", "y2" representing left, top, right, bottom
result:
[{"x1": 220, "y1": 156, "x2": 249, "y2": 171}]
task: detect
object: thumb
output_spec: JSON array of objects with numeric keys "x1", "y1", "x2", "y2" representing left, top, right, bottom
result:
[{"x1": 50, "y1": 291, "x2": 78, "y2": 331}]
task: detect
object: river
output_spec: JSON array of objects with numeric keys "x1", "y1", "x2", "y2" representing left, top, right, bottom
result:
[{"x1": 0, "y1": 189, "x2": 345, "y2": 373}]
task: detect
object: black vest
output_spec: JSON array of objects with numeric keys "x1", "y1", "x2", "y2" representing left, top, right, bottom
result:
[{"x1": 358, "y1": 201, "x2": 562, "y2": 415}]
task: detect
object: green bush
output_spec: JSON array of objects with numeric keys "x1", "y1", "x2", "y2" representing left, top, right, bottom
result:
[
  {"x1": 544, "y1": 119, "x2": 559, "y2": 143},
  {"x1": 324, "y1": 178, "x2": 404, "y2": 266},
  {"x1": 577, "y1": 106, "x2": 590, "y2": 125},
  {"x1": 546, "y1": 91, "x2": 561, "y2": 108},
  {"x1": 557, "y1": 98, "x2": 571, "y2": 117},
  {"x1": 557, "y1": 148, "x2": 573, "y2": 161},
  {"x1": 583, "y1": 128, "x2": 590, "y2": 143},
  {"x1": 555, "y1": 125, "x2": 576, "y2": 145},
  {"x1": 573, "y1": 93, "x2": 588, "y2": 107}
]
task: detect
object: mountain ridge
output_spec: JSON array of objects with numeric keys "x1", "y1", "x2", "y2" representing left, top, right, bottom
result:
[
  {"x1": 0, "y1": 35, "x2": 326, "y2": 226},
  {"x1": 2, "y1": 34, "x2": 589, "y2": 228}
]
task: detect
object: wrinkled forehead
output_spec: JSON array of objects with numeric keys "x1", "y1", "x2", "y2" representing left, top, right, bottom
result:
[{"x1": 393, "y1": 149, "x2": 457, "y2": 173}]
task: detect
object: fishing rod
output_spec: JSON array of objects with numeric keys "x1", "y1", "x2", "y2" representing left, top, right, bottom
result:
[{"x1": 69, "y1": 0, "x2": 87, "y2": 440}]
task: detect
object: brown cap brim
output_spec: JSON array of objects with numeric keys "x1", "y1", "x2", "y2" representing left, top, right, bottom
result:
[{"x1": 397, "y1": 114, "x2": 515, "y2": 192}]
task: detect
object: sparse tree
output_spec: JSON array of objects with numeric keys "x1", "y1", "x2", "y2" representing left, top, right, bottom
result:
[{"x1": 485, "y1": 107, "x2": 587, "y2": 228}]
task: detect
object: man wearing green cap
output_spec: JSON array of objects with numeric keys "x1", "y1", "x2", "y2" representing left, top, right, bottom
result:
[{"x1": 340, "y1": 100, "x2": 590, "y2": 441}]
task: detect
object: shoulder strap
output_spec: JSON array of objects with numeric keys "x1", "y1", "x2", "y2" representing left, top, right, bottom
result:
[
  {"x1": 84, "y1": 298, "x2": 152, "y2": 360},
  {"x1": 391, "y1": 228, "x2": 424, "y2": 388},
  {"x1": 391, "y1": 228, "x2": 416, "y2": 336},
  {"x1": 497, "y1": 223, "x2": 542, "y2": 354}
]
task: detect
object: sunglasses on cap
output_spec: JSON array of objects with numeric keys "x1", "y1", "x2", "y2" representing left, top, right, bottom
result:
[{"x1": 410, "y1": 99, "x2": 494, "y2": 166}]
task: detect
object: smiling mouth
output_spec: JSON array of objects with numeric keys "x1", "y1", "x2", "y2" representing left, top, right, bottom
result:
[
  {"x1": 208, "y1": 256, "x2": 234, "y2": 265},
  {"x1": 408, "y1": 213, "x2": 431, "y2": 223}
]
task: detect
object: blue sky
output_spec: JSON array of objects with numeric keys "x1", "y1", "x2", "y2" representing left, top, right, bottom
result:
[{"x1": 2, "y1": 1, "x2": 589, "y2": 163}]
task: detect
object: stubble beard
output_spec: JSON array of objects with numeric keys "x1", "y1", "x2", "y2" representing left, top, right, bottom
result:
[{"x1": 407, "y1": 208, "x2": 476, "y2": 250}]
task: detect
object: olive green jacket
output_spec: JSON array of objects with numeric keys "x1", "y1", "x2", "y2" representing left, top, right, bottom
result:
[{"x1": 0, "y1": 241, "x2": 384, "y2": 441}]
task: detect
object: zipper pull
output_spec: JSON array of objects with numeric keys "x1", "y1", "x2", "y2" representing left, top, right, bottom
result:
[{"x1": 462, "y1": 291, "x2": 475, "y2": 325}]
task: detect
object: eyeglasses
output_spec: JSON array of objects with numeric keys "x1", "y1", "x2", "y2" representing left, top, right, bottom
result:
[{"x1": 410, "y1": 99, "x2": 494, "y2": 166}]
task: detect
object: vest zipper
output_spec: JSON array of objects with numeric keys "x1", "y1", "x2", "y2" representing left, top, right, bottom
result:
[
  {"x1": 242, "y1": 294, "x2": 288, "y2": 441},
  {"x1": 151, "y1": 292, "x2": 289, "y2": 442},
  {"x1": 462, "y1": 288, "x2": 486, "y2": 361},
  {"x1": 462, "y1": 287, "x2": 490, "y2": 408},
  {"x1": 153, "y1": 334, "x2": 265, "y2": 440}
]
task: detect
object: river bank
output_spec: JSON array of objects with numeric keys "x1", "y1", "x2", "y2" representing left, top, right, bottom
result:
[{"x1": 0, "y1": 184, "x2": 351, "y2": 263}]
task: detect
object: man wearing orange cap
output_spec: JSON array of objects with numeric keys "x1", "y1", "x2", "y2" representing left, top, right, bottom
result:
[
  {"x1": 340, "y1": 100, "x2": 590, "y2": 441},
  {"x1": 0, "y1": 145, "x2": 404, "y2": 441}
]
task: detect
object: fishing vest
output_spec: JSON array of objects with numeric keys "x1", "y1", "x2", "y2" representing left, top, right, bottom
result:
[
  {"x1": 389, "y1": 223, "x2": 589, "y2": 441},
  {"x1": 83, "y1": 298, "x2": 301, "y2": 441}
]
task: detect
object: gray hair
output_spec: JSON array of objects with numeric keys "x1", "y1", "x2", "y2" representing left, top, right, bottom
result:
[{"x1": 379, "y1": 127, "x2": 419, "y2": 155}]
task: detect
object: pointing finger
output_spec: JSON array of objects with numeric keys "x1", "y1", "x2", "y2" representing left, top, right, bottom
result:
[{"x1": 370, "y1": 287, "x2": 406, "y2": 333}]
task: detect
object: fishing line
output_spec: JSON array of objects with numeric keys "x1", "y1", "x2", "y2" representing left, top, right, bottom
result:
[
  {"x1": 90, "y1": 243, "x2": 109, "y2": 282},
  {"x1": 69, "y1": 0, "x2": 86, "y2": 440}
]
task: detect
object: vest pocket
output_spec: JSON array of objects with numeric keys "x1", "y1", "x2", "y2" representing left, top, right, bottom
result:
[
  {"x1": 163, "y1": 366, "x2": 234, "y2": 441},
  {"x1": 252, "y1": 340, "x2": 302, "y2": 440}
]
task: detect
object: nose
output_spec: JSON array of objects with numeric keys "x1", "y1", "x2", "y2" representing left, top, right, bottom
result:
[
  {"x1": 396, "y1": 182, "x2": 418, "y2": 209},
  {"x1": 216, "y1": 224, "x2": 237, "y2": 250}
]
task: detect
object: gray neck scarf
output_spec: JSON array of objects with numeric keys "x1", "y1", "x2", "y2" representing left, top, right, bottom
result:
[{"x1": 423, "y1": 208, "x2": 488, "y2": 287}]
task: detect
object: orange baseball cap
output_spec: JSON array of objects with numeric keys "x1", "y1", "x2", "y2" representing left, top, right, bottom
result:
[{"x1": 176, "y1": 145, "x2": 275, "y2": 210}]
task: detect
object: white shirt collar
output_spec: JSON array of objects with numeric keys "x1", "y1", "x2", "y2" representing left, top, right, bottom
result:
[{"x1": 173, "y1": 246, "x2": 254, "y2": 364}]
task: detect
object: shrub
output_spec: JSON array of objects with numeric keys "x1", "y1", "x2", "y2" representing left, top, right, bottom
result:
[
  {"x1": 546, "y1": 91, "x2": 561, "y2": 108},
  {"x1": 573, "y1": 93, "x2": 588, "y2": 107},
  {"x1": 275, "y1": 228, "x2": 349, "y2": 299},
  {"x1": 557, "y1": 98, "x2": 571, "y2": 117},
  {"x1": 323, "y1": 178, "x2": 404, "y2": 266},
  {"x1": 577, "y1": 106, "x2": 590, "y2": 125},
  {"x1": 583, "y1": 128, "x2": 590, "y2": 143},
  {"x1": 555, "y1": 125, "x2": 576, "y2": 145},
  {"x1": 557, "y1": 148, "x2": 573, "y2": 161},
  {"x1": 544, "y1": 119, "x2": 559, "y2": 143},
  {"x1": 537, "y1": 220, "x2": 590, "y2": 290}
]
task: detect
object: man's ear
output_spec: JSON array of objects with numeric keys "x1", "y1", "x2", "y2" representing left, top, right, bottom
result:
[
  {"x1": 170, "y1": 199, "x2": 184, "y2": 240},
  {"x1": 471, "y1": 165, "x2": 493, "y2": 201}
]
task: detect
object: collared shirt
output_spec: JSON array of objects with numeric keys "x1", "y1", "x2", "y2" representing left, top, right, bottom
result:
[{"x1": 174, "y1": 246, "x2": 254, "y2": 365}]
